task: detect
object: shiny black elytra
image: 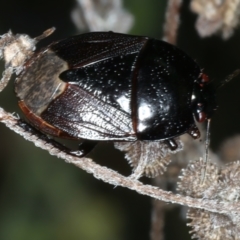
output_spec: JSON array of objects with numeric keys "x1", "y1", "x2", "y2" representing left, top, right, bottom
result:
[{"x1": 15, "y1": 32, "x2": 216, "y2": 156}]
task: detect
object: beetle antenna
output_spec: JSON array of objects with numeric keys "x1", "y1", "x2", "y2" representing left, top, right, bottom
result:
[
  {"x1": 201, "y1": 118, "x2": 211, "y2": 183},
  {"x1": 200, "y1": 69, "x2": 240, "y2": 182},
  {"x1": 216, "y1": 69, "x2": 240, "y2": 90}
]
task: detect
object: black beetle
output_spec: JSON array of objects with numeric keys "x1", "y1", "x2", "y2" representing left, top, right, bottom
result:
[{"x1": 0, "y1": 29, "x2": 216, "y2": 177}]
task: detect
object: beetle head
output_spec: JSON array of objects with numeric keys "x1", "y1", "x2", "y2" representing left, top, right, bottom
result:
[{"x1": 191, "y1": 73, "x2": 217, "y2": 122}]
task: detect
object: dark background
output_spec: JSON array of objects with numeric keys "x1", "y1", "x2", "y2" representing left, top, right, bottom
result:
[{"x1": 0, "y1": 0, "x2": 240, "y2": 239}]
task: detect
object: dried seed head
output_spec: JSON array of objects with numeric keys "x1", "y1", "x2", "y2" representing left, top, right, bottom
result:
[
  {"x1": 178, "y1": 159, "x2": 240, "y2": 239},
  {"x1": 187, "y1": 208, "x2": 236, "y2": 240},
  {"x1": 114, "y1": 138, "x2": 183, "y2": 178},
  {"x1": 190, "y1": 0, "x2": 240, "y2": 39},
  {"x1": 177, "y1": 158, "x2": 219, "y2": 197},
  {"x1": 0, "y1": 32, "x2": 36, "y2": 73},
  {"x1": 0, "y1": 28, "x2": 55, "y2": 93},
  {"x1": 203, "y1": 161, "x2": 240, "y2": 203},
  {"x1": 71, "y1": 0, "x2": 134, "y2": 32},
  {"x1": 0, "y1": 27, "x2": 55, "y2": 72}
]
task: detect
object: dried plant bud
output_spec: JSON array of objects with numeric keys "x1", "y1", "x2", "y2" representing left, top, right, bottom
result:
[
  {"x1": 0, "y1": 32, "x2": 36, "y2": 73},
  {"x1": 178, "y1": 159, "x2": 240, "y2": 239},
  {"x1": 177, "y1": 158, "x2": 219, "y2": 197},
  {"x1": 114, "y1": 138, "x2": 183, "y2": 178},
  {"x1": 220, "y1": 160, "x2": 240, "y2": 183},
  {"x1": 190, "y1": 0, "x2": 240, "y2": 39},
  {"x1": 167, "y1": 129, "x2": 219, "y2": 182},
  {"x1": 0, "y1": 28, "x2": 55, "y2": 92},
  {"x1": 187, "y1": 209, "x2": 236, "y2": 240},
  {"x1": 202, "y1": 161, "x2": 240, "y2": 205},
  {"x1": 210, "y1": 161, "x2": 240, "y2": 226},
  {"x1": 71, "y1": 0, "x2": 134, "y2": 32}
]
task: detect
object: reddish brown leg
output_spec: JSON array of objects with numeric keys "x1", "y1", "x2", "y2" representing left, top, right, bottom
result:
[
  {"x1": 187, "y1": 125, "x2": 200, "y2": 139},
  {"x1": 164, "y1": 138, "x2": 178, "y2": 150},
  {"x1": 17, "y1": 119, "x2": 97, "y2": 157}
]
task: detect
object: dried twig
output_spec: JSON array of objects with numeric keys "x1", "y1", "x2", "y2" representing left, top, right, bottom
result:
[
  {"x1": 162, "y1": 0, "x2": 183, "y2": 44},
  {"x1": 150, "y1": 179, "x2": 166, "y2": 240},
  {"x1": 1, "y1": 108, "x2": 240, "y2": 217}
]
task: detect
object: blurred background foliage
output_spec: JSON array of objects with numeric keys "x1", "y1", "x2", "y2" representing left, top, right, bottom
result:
[{"x1": 0, "y1": 0, "x2": 240, "y2": 239}]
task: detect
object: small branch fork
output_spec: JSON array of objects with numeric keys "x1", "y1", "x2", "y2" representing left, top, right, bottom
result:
[
  {"x1": 0, "y1": 107, "x2": 240, "y2": 216},
  {"x1": 162, "y1": 0, "x2": 182, "y2": 44}
]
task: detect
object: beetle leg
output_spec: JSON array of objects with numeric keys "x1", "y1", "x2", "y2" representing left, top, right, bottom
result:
[
  {"x1": 70, "y1": 141, "x2": 98, "y2": 157},
  {"x1": 187, "y1": 125, "x2": 201, "y2": 139},
  {"x1": 194, "y1": 108, "x2": 206, "y2": 123},
  {"x1": 193, "y1": 102, "x2": 207, "y2": 123},
  {"x1": 17, "y1": 119, "x2": 97, "y2": 157},
  {"x1": 164, "y1": 138, "x2": 178, "y2": 150}
]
